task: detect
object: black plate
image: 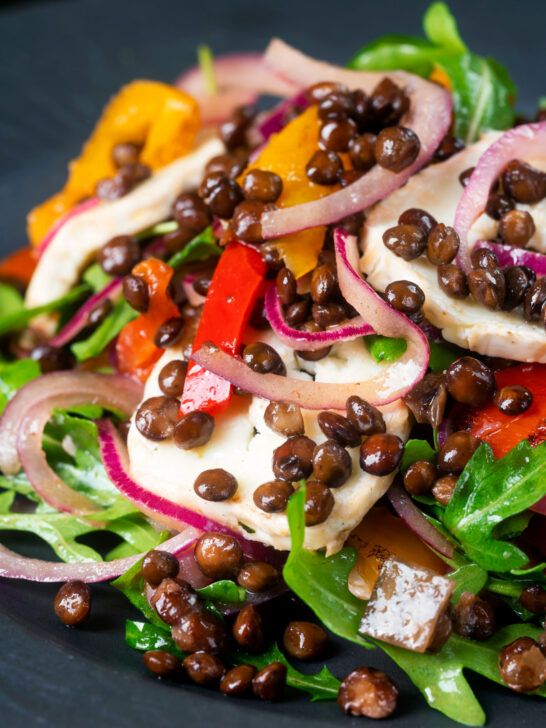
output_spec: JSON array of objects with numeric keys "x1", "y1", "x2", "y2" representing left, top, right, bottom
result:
[{"x1": 1, "y1": 1, "x2": 545, "y2": 726}]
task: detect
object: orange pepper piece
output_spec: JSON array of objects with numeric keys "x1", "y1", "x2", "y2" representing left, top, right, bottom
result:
[
  {"x1": 346, "y1": 506, "x2": 447, "y2": 599},
  {"x1": 27, "y1": 81, "x2": 200, "y2": 247},
  {"x1": 116, "y1": 258, "x2": 179, "y2": 382},
  {"x1": 243, "y1": 106, "x2": 347, "y2": 278},
  {"x1": 0, "y1": 247, "x2": 37, "y2": 286}
]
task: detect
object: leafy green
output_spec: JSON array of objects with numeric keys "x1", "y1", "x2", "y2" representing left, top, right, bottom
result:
[
  {"x1": 428, "y1": 340, "x2": 461, "y2": 372},
  {"x1": 284, "y1": 486, "x2": 372, "y2": 648},
  {"x1": 196, "y1": 580, "x2": 246, "y2": 603},
  {"x1": 0, "y1": 281, "x2": 24, "y2": 317},
  {"x1": 82, "y1": 263, "x2": 112, "y2": 293},
  {"x1": 71, "y1": 296, "x2": 137, "y2": 362},
  {"x1": 364, "y1": 334, "x2": 406, "y2": 363},
  {"x1": 232, "y1": 642, "x2": 340, "y2": 702},
  {"x1": 135, "y1": 221, "x2": 178, "y2": 241},
  {"x1": 113, "y1": 558, "x2": 168, "y2": 628},
  {"x1": 348, "y1": 1, "x2": 516, "y2": 142},
  {"x1": 449, "y1": 563, "x2": 488, "y2": 602},
  {"x1": 0, "y1": 284, "x2": 90, "y2": 337},
  {"x1": 167, "y1": 227, "x2": 222, "y2": 268},
  {"x1": 0, "y1": 358, "x2": 40, "y2": 415},
  {"x1": 126, "y1": 620, "x2": 185, "y2": 657},
  {"x1": 443, "y1": 441, "x2": 546, "y2": 572},
  {"x1": 400, "y1": 438, "x2": 437, "y2": 473}
]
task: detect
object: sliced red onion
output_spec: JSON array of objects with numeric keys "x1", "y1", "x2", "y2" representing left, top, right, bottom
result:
[
  {"x1": 0, "y1": 372, "x2": 142, "y2": 515},
  {"x1": 36, "y1": 197, "x2": 100, "y2": 258},
  {"x1": 212, "y1": 216, "x2": 228, "y2": 239},
  {"x1": 49, "y1": 278, "x2": 122, "y2": 347},
  {"x1": 175, "y1": 53, "x2": 297, "y2": 125},
  {"x1": 473, "y1": 240, "x2": 546, "y2": 276},
  {"x1": 532, "y1": 497, "x2": 546, "y2": 516},
  {"x1": 0, "y1": 528, "x2": 199, "y2": 583},
  {"x1": 192, "y1": 230, "x2": 429, "y2": 408},
  {"x1": 257, "y1": 91, "x2": 309, "y2": 141},
  {"x1": 455, "y1": 122, "x2": 546, "y2": 272},
  {"x1": 96, "y1": 419, "x2": 282, "y2": 564},
  {"x1": 264, "y1": 281, "x2": 373, "y2": 351},
  {"x1": 258, "y1": 40, "x2": 452, "y2": 238},
  {"x1": 387, "y1": 481, "x2": 454, "y2": 559}
]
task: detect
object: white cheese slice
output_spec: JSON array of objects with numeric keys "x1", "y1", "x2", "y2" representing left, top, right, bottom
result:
[
  {"x1": 128, "y1": 335, "x2": 410, "y2": 555},
  {"x1": 25, "y1": 135, "x2": 223, "y2": 310},
  {"x1": 361, "y1": 133, "x2": 546, "y2": 362}
]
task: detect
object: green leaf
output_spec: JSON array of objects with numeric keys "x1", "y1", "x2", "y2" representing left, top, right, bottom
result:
[
  {"x1": 167, "y1": 227, "x2": 222, "y2": 268},
  {"x1": 435, "y1": 53, "x2": 515, "y2": 142},
  {"x1": 125, "y1": 620, "x2": 185, "y2": 658},
  {"x1": 284, "y1": 486, "x2": 372, "y2": 649},
  {"x1": 135, "y1": 220, "x2": 178, "y2": 241},
  {"x1": 113, "y1": 558, "x2": 167, "y2": 628},
  {"x1": 196, "y1": 580, "x2": 246, "y2": 603},
  {"x1": 106, "y1": 515, "x2": 168, "y2": 558},
  {"x1": 71, "y1": 296, "x2": 137, "y2": 362},
  {"x1": 428, "y1": 340, "x2": 462, "y2": 372},
  {"x1": 423, "y1": 2, "x2": 466, "y2": 52},
  {"x1": 0, "y1": 284, "x2": 90, "y2": 337},
  {"x1": 232, "y1": 642, "x2": 340, "y2": 702},
  {"x1": 0, "y1": 281, "x2": 24, "y2": 317},
  {"x1": 82, "y1": 263, "x2": 112, "y2": 293},
  {"x1": 400, "y1": 438, "x2": 437, "y2": 473},
  {"x1": 364, "y1": 334, "x2": 407, "y2": 363},
  {"x1": 0, "y1": 358, "x2": 41, "y2": 415},
  {"x1": 348, "y1": 34, "x2": 445, "y2": 76},
  {"x1": 443, "y1": 441, "x2": 546, "y2": 572},
  {"x1": 449, "y1": 563, "x2": 488, "y2": 602}
]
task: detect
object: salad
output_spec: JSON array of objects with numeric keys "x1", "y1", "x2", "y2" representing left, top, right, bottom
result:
[{"x1": 1, "y1": 2, "x2": 545, "y2": 723}]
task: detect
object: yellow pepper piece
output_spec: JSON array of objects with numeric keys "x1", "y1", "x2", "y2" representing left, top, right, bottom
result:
[
  {"x1": 27, "y1": 80, "x2": 200, "y2": 246},
  {"x1": 243, "y1": 106, "x2": 344, "y2": 278},
  {"x1": 429, "y1": 65, "x2": 452, "y2": 92}
]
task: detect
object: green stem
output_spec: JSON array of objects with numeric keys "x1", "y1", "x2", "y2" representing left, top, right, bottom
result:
[{"x1": 197, "y1": 44, "x2": 217, "y2": 95}]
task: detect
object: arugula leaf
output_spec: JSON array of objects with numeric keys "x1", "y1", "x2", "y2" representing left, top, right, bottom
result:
[
  {"x1": 423, "y1": 2, "x2": 466, "y2": 52},
  {"x1": 196, "y1": 580, "x2": 246, "y2": 603},
  {"x1": 0, "y1": 281, "x2": 24, "y2": 317},
  {"x1": 428, "y1": 340, "x2": 461, "y2": 372},
  {"x1": 125, "y1": 620, "x2": 185, "y2": 657},
  {"x1": 449, "y1": 563, "x2": 488, "y2": 602},
  {"x1": 71, "y1": 296, "x2": 137, "y2": 362},
  {"x1": 106, "y1": 514, "x2": 168, "y2": 559},
  {"x1": 0, "y1": 284, "x2": 90, "y2": 337},
  {"x1": 232, "y1": 642, "x2": 340, "y2": 702},
  {"x1": 284, "y1": 487, "x2": 372, "y2": 648},
  {"x1": 443, "y1": 441, "x2": 546, "y2": 572},
  {"x1": 364, "y1": 334, "x2": 406, "y2": 363},
  {"x1": 113, "y1": 558, "x2": 168, "y2": 628},
  {"x1": 167, "y1": 227, "x2": 222, "y2": 268},
  {"x1": 82, "y1": 263, "x2": 112, "y2": 293},
  {"x1": 0, "y1": 358, "x2": 40, "y2": 415},
  {"x1": 400, "y1": 438, "x2": 437, "y2": 473},
  {"x1": 135, "y1": 221, "x2": 179, "y2": 241}
]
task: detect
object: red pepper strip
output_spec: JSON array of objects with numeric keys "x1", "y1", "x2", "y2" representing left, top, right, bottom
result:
[{"x1": 181, "y1": 241, "x2": 266, "y2": 415}]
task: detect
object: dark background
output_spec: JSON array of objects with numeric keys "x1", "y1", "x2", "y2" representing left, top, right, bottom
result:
[{"x1": 0, "y1": 1, "x2": 545, "y2": 726}]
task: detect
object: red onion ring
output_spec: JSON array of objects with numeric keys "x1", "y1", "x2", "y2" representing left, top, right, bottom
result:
[
  {"x1": 191, "y1": 230, "x2": 429, "y2": 408},
  {"x1": 264, "y1": 282, "x2": 373, "y2": 350},
  {"x1": 0, "y1": 528, "x2": 199, "y2": 583},
  {"x1": 49, "y1": 279, "x2": 122, "y2": 348},
  {"x1": 474, "y1": 240, "x2": 546, "y2": 276},
  {"x1": 0, "y1": 372, "x2": 142, "y2": 516},
  {"x1": 175, "y1": 53, "x2": 297, "y2": 125},
  {"x1": 96, "y1": 419, "x2": 282, "y2": 564},
  {"x1": 257, "y1": 91, "x2": 309, "y2": 141},
  {"x1": 36, "y1": 197, "x2": 100, "y2": 258},
  {"x1": 455, "y1": 122, "x2": 546, "y2": 272},
  {"x1": 387, "y1": 481, "x2": 454, "y2": 558},
  {"x1": 257, "y1": 39, "x2": 452, "y2": 238}
]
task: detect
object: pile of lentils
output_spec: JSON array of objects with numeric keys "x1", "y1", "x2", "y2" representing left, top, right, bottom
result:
[{"x1": 382, "y1": 159, "x2": 546, "y2": 330}]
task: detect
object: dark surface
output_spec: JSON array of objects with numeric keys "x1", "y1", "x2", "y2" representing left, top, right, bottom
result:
[{"x1": 0, "y1": 0, "x2": 545, "y2": 726}]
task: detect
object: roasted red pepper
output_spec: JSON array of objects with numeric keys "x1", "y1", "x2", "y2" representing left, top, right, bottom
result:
[
  {"x1": 116, "y1": 258, "x2": 179, "y2": 382},
  {"x1": 180, "y1": 240, "x2": 266, "y2": 415}
]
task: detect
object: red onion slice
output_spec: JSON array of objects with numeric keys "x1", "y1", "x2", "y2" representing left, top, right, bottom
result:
[
  {"x1": 36, "y1": 197, "x2": 100, "y2": 258},
  {"x1": 257, "y1": 91, "x2": 309, "y2": 141},
  {"x1": 264, "y1": 281, "x2": 374, "y2": 350},
  {"x1": 0, "y1": 528, "x2": 199, "y2": 583},
  {"x1": 49, "y1": 278, "x2": 122, "y2": 347},
  {"x1": 474, "y1": 240, "x2": 546, "y2": 276},
  {"x1": 175, "y1": 53, "x2": 297, "y2": 125},
  {"x1": 191, "y1": 230, "x2": 428, "y2": 408},
  {"x1": 96, "y1": 419, "x2": 281, "y2": 564},
  {"x1": 387, "y1": 481, "x2": 454, "y2": 559},
  {"x1": 258, "y1": 40, "x2": 452, "y2": 238},
  {"x1": 0, "y1": 372, "x2": 142, "y2": 516},
  {"x1": 455, "y1": 122, "x2": 546, "y2": 272}
]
